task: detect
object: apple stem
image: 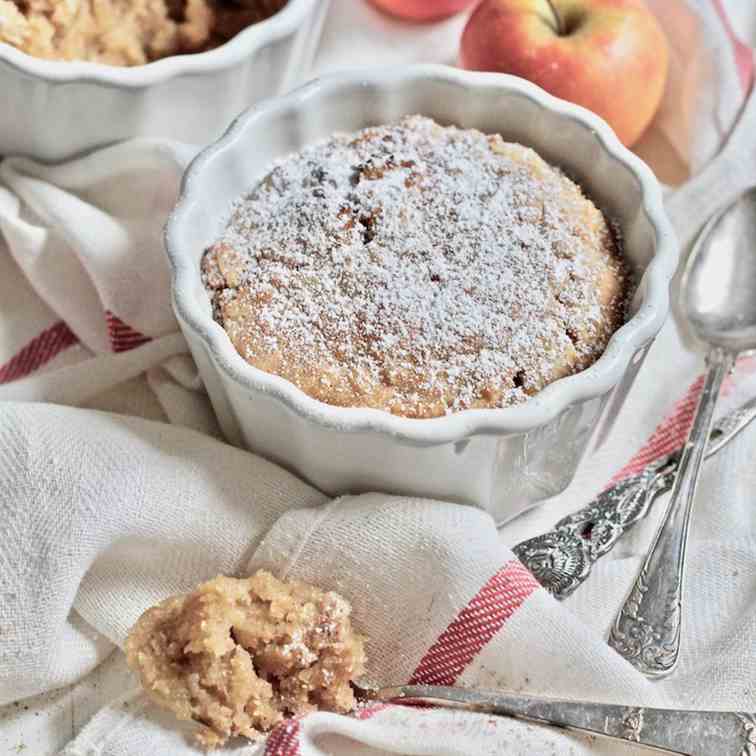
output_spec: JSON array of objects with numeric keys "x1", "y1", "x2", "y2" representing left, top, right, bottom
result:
[{"x1": 544, "y1": 0, "x2": 565, "y2": 35}]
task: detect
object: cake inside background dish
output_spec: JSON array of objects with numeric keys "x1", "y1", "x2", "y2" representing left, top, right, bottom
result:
[
  {"x1": 0, "y1": 0, "x2": 286, "y2": 65},
  {"x1": 202, "y1": 115, "x2": 631, "y2": 419},
  {"x1": 126, "y1": 570, "x2": 365, "y2": 748}
]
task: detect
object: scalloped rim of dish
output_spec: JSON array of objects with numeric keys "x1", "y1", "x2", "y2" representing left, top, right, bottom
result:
[
  {"x1": 166, "y1": 65, "x2": 678, "y2": 445},
  {"x1": 0, "y1": 0, "x2": 313, "y2": 88}
]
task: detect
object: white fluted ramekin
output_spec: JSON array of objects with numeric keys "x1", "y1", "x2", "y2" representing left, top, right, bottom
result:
[
  {"x1": 166, "y1": 65, "x2": 678, "y2": 524},
  {"x1": 0, "y1": 0, "x2": 329, "y2": 160}
]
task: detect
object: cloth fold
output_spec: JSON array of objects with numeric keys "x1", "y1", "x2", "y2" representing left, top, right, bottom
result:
[
  {"x1": 0, "y1": 140, "x2": 193, "y2": 353},
  {"x1": 0, "y1": 402, "x2": 326, "y2": 705},
  {"x1": 2, "y1": 394, "x2": 755, "y2": 755},
  {"x1": 2, "y1": 402, "x2": 673, "y2": 756}
]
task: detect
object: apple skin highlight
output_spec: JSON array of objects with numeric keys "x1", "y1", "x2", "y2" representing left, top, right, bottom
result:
[
  {"x1": 460, "y1": 0, "x2": 670, "y2": 147},
  {"x1": 368, "y1": 0, "x2": 477, "y2": 22}
]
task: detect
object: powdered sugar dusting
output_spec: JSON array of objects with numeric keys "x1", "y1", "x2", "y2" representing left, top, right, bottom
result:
[{"x1": 203, "y1": 116, "x2": 628, "y2": 418}]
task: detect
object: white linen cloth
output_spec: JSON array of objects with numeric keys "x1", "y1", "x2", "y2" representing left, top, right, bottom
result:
[
  {"x1": 0, "y1": 402, "x2": 665, "y2": 756},
  {"x1": 1, "y1": 1, "x2": 755, "y2": 753},
  {"x1": 1, "y1": 373, "x2": 756, "y2": 756}
]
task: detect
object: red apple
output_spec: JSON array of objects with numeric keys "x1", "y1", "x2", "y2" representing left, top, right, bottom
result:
[
  {"x1": 460, "y1": 0, "x2": 669, "y2": 147},
  {"x1": 368, "y1": 0, "x2": 477, "y2": 22}
]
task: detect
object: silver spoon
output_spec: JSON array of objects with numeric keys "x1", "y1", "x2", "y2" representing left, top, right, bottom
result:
[
  {"x1": 353, "y1": 682, "x2": 756, "y2": 754},
  {"x1": 609, "y1": 188, "x2": 756, "y2": 677}
]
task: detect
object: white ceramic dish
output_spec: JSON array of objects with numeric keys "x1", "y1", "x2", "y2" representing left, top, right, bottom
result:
[
  {"x1": 0, "y1": 0, "x2": 329, "y2": 160},
  {"x1": 166, "y1": 65, "x2": 678, "y2": 524}
]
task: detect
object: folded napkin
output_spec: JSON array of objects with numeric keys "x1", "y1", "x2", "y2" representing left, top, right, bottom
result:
[
  {"x1": 1, "y1": 1, "x2": 755, "y2": 754},
  {"x1": 1, "y1": 376, "x2": 756, "y2": 755},
  {"x1": 0, "y1": 402, "x2": 684, "y2": 755}
]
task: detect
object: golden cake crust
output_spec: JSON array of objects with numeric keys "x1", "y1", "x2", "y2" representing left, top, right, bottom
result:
[
  {"x1": 203, "y1": 116, "x2": 629, "y2": 419},
  {"x1": 126, "y1": 570, "x2": 365, "y2": 748}
]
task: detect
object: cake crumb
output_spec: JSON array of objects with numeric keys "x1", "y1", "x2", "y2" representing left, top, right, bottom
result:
[{"x1": 125, "y1": 570, "x2": 366, "y2": 748}]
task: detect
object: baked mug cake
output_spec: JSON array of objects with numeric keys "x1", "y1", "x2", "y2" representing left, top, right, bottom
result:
[
  {"x1": 202, "y1": 115, "x2": 630, "y2": 419},
  {"x1": 0, "y1": 0, "x2": 286, "y2": 65}
]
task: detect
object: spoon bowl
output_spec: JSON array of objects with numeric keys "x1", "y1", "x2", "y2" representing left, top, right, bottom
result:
[{"x1": 683, "y1": 187, "x2": 756, "y2": 352}]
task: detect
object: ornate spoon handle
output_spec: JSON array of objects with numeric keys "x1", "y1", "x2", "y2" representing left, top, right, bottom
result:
[
  {"x1": 514, "y1": 459, "x2": 674, "y2": 598},
  {"x1": 609, "y1": 348, "x2": 736, "y2": 677},
  {"x1": 513, "y1": 393, "x2": 756, "y2": 599},
  {"x1": 363, "y1": 685, "x2": 756, "y2": 755}
]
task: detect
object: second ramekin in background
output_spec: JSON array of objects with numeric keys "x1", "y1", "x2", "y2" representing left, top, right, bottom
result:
[
  {"x1": 166, "y1": 65, "x2": 678, "y2": 524},
  {"x1": 0, "y1": 0, "x2": 329, "y2": 160}
]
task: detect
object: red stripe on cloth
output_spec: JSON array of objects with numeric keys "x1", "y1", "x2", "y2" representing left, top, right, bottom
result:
[
  {"x1": 610, "y1": 355, "x2": 756, "y2": 484},
  {"x1": 355, "y1": 703, "x2": 391, "y2": 720},
  {"x1": 711, "y1": 0, "x2": 754, "y2": 94},
  {"x1": 409, "y1": 561, "x2": 539, "y2": 687},
  {"x1": 264, "y1": 704, "x2": 390, "y2": 753},
  {"x1": 0, "y1": 321, "x2": 78, "y2": 384},
  {"x1": 610, "y1": 375, "x2": 704, "y2": 482},
  {"x1": 264, "y1": 719, "x2": 301, "y2": 756},
  {"x1": 264, "y1": 554, "x2": 543, "y2": 746},
  {"x1": 105, "y1": 310, "x2": 151, "y2": 353}
]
